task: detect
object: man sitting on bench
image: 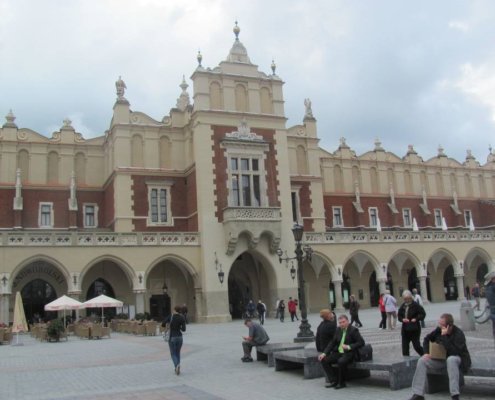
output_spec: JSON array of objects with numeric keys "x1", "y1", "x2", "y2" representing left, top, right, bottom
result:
[
  {"x1": 407, "y1": 313, "x2": 471, "y2": 400},
  {"x1": 318, "y1": 314, "x2": 364, "y2": 389},
  {"x1": 241, "y1": 319, "x2": 269, "y2": 362}
]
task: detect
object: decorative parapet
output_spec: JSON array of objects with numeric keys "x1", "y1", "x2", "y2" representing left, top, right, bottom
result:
[
  {"x1": 1, "y1": 232, "x2": 200, "y2": 247},
  {"x1": 303, "y1": 230, "x2": 494, "y2": 244}
]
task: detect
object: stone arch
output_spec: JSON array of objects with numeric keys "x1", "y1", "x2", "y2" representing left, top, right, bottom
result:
[
  {"x1": 427, "y1": 248, "x2": 458, "y2": 302},
  {"x1": 146, "y1": 254, "x2": 199, "y2": 321},
  {"x1": 342, "y1": 250, "x2": 380, "y2": 308},
  {"x1": 260, "y1": 86, "x2": 273, "y2": 114},
  {"x1": 227, "y1": 249, "x2": 278, "y2": 319},
  {"x1": 131, "y1": 134, "x2": 144, "y2": 167},
  {"x1": 210, "y1": 81, "x2": 223, "y2": 109},
  {"x1": 464, "y1": 247, "x2": 493, "y2": 289},
  {"x1": 81, "y1": 255, "x2": 135, "y2": 290},
  {"x1": 388, "y1": 249, "x2": 422, "y2": 275},
  {"x1": 47, "y1": 151, "x2": 59, "y2": 184},
  {"x1": 11, "y1": 255, "x2": 71, "y2": 292},
  {"x1": 234, "y1": 83, "x2": 248, "y2": 112}
]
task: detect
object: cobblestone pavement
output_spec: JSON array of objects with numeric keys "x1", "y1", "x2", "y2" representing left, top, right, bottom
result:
[{"x1": 0, "y1": 300, "x2": 493, "y2": 400}]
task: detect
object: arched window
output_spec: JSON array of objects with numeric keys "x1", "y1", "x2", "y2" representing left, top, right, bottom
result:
[
  {"x1": 131, "y1": 134, "x2": 144, "y2": 168},
  {"x1": 333, "y1": 164, "x2": 343, "y2": 192},
  {"x1": 235, "y1": 84, "x2": 248, "y2": 112},
  {"x1": 260, "y1": 87, "x2": 272, "y2": 114},
  {"x1": 74, "y1": 153, "x2": 86, "y2": 185},
  {"x1": 17, "y1": 149, "x2": 29, "y2": 183},
  {"x1": 296, "y1": 145, "x2": 308, "y2": 175},
  {"x1": 47, "y1": 151, "x2": 59, "y2": 184},
  {"x1": 210, "y1": 81, "x2": 223, "y2": 110},
  {"x1": 21, "y1": 279, "x2": 58, "y2": 323},
  {"x1": 159, "y1": 136, "x2": 171, "y2": 169}
]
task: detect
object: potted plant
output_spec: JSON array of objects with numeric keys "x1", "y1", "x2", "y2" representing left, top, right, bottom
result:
[{"x1": 47, "y1": 319, "x2": 65, "y2": 342}]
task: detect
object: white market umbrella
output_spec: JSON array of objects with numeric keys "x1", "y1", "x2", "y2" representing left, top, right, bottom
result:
[
  {"x1": 12, "y1": 292, "x2": 28, "y2": 345},
  {"x1": 44, "y1": 295, "x2": 83, "y2": 327},
  {"x1": 412, "y1": 218, "x2": 419, "y2": 232},
  {"x1": 83, "y1": 294, "x2": 123, "y2": 323}
]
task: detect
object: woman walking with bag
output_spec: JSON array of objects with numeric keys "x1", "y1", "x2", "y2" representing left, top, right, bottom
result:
[
  {"x1": 164, "y1": 305, "x2": 186, "y2": 375},
  {"x1": 398, "y1": 290, "x2": 425, "y2": 356},
  {"x1": 349, "y1": 295, "x2": 363, "y2": 327}
]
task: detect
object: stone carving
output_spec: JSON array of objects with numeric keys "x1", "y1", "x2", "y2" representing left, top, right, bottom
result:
[
  {"x1": 68, "y1": 171, "x2": 78, "y2": 211},
  {"x1": 225, "y1": 119, "x2": 263, "y2": 141},
  {"x1": 13, "y1": 168, "x2": 23, "y2": 210},
  {"x1": 3, "y1": 109, "x2": 17, "y2": 128},
  {"x1": 304, "y1": 98, "x2": 313, "y2": 118},
  {"x1": 176, "y1": 75, "x2": 191, "y2": 111},
  {"x1": 62, "y1": 118, "x2": 73, "y2": 129},
  {"x1": 115, "y1": 76, "x2": 127, "y2": 101},
  {"x1": 339, "y1": 137, "x2": 348, "y2": 148}
]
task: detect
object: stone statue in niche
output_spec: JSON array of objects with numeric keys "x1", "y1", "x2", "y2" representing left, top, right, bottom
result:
[{"x1": 115, "y1": 76, "x2": 127, "y2": 100}]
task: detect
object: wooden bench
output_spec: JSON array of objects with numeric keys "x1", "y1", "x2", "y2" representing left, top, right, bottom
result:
[
  {"x1": 426, "y1": 355, "x2": 495, "y2": 394},
  {"x1": 256, "y1": 343, "x2": 306, "y2": 367},
  {"x1": 274, "y1": 348, "x2": 324, "y2": 379}
]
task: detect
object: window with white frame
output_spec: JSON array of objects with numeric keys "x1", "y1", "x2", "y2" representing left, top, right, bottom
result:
[
  {"x1": 229, "y1": 156, "x2": 263, "y2": 207},
  {"x1": 434, "y1": 209, "x2": 443, "y2": 227},
  {"x1": 464, "y1": 210, "x2": 472, "y2": 227},
  {"x1": 83, "y1": 204, "x2": 98, "y2": 228},
  {"x1": 369, "y1": 207, "x2": 378, "y2": 227},
  {"x1": 147, "y1": 184, "x2": 172, "y2": 226},
  {"x1": 333, "y1": 206, "x2": 343, "y2": 227},
  {"x1": 291, "y1": 189, "x2": 301, "y2": 223},
  {"x1": 39, "y1": 202, "x2": 54, "y2": 228},
  {"x1": 402, "y1": 208, "x2": 412, "y2": 227}
]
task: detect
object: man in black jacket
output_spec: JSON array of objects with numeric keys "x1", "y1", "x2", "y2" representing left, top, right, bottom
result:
[
  {"x1": 318, "y1": 314, "x2": 365, "y2": 389},
  {"x1": 407, "y1": 313, "x2": 471, "y2": 400},
  {"x1": 316, "y1": 309, "x2": 337, "y2": 354}
]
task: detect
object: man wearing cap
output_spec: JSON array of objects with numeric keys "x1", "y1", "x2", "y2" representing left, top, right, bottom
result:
[{"x1": 484, "y1": 270, "x2": 495, "y2": 347}]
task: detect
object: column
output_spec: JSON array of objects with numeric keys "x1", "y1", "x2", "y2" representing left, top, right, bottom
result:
[
  {"x1": 0, "y1": 294, "x2": 10, "y2": 325},
  {"x1": 333, "y1": 279, "x2": 344, "y2": 312},
  {"x1": 377, "y1": 278, "x2": 387, "y2": 295},
  {"x1": 418, "y1": 276, "x2": 429, "y2": 304},
  {"x1": 134, "y1": 291, "x2": 145, "y2": 314},
  {"x1": 455, "y1": 275, "x2": 466, "y2": 301},
  {"x1": 194, "y1": 287, "x2": 203, "y2": 323}
]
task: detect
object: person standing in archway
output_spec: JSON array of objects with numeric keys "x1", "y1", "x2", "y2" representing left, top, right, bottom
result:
[{"x1": 277, "y1": 299, "x2": 285, "y2": 322}]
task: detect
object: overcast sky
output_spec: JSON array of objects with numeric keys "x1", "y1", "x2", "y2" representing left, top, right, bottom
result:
[{"x1": 1, "y1": 0, "x2": 495, "y2": 163}]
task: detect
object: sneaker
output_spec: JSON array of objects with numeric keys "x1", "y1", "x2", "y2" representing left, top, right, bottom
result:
[
  {"x1": 451, "y1": 396, "x2": 459, "y2": 400},
  {"x1": 325, "y1": 381, "x2": 337, "y2": 388},
  {"x1": 407, "y1": 395, "x2": 425, "y2": 400},
  {"x1": 242, "y1": 357, "x2": 253, "y2": 362}
]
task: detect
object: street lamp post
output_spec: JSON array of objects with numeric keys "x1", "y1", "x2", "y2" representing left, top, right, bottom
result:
[{"x1": 277, "y1": 223, "x2": 314, "y2": 342}]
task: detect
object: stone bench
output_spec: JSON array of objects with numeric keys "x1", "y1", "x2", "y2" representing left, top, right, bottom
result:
[
  {"x1": 426, "y1": 355, "x2": 495, "y2": 394},
  {"x1": 348, "y1": 356, "x2": 419, "y2": 390},
  {"x1": 274, "y1": 348, "x2": 324, "y2": 379},
  {"x1": 256, "y1": 343, "x2": 306, "y2": 367},
  {"x1": 274, "y1": 347, "x2": 419, "y2": 389}
]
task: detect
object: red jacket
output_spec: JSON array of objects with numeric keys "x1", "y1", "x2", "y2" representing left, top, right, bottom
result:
[
  {"x1": 288, "y1": 300, "x2": 297, "y2": 313},
  {"x1": 378, "y1": 295, "x2": 386, "y2": 312}
]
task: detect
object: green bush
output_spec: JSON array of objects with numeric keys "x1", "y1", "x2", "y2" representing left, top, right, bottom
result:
[
  {"x1": 114, "y1": 313, "x2": 129, "y2": 320},
  {"x1": 134, "y1": 312, "x2": 150, "y2": 321},
  {"x1": 47, "y1": 319, "x2": 65, "y2": 340}
]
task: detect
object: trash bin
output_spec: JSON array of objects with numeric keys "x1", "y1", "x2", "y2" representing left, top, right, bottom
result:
[{"x1": 459, "y1": 300, "x2": 476, "y2": 331}]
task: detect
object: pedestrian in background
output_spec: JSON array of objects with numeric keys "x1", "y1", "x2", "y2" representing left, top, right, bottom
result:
[
  {"x1": 472, "y1": 282, "x2": 481, "y2": 311},
  {"x1": 277, "y1": 299, "x2": 285, "y2": 322},
  {"x1": 164, "y1": 305, "x2": 186, "y2": 375},
  {"x1": 349, "y1": 294, "x2": 363, "y2": 327},
  {"x1": 412, "y1": 288, "x2": 426, "y2": 328},
  {"x1": 483, "y1": 270, "x2": 495, "y2": 348},
  {"x1": 275, "y1": 298, "x2": 280, "y2": 319},
  {"x1": 378, "y1": 292, "x2": 387, "y2": 329},
  {"x1": 288, "y1": 297, "x2": 298, "y2": 322},
  {"x1": 256, "y1": 300, "x2": 266, "y2": 325},
  {"x1": 384, "y1": 290, "x2": 398, "y2": 330}
]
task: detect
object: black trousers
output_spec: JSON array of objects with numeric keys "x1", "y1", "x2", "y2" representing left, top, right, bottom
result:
[
  {"x1": 320, "y1": 351, "x2": 355, "y2": 384},
  {"x1": 350, "y1": 314, "x2": 362, "y2": 327},
  {"x1": 379, "y1": 311, "x2": 387, "y2": 328},
  {"x1": 401, "y1": 330, "x2": 424, "y2": 356}
]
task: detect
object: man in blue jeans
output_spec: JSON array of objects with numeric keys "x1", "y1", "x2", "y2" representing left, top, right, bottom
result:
[{"x1": 241, "y1": 319, "x2": 269, "y2": 362}]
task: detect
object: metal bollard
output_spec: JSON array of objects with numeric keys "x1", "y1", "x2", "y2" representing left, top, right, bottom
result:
[{"x1": 459, "y1": 300, "x2": 476, "y2": 331}]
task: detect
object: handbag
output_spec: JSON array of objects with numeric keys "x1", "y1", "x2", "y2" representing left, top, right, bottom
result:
[
  {"x1": 356, "y1": 344, "x2": 373, "y2": 362},
  {"x1": 429, "y1": 342, "x2": 446, "y2": 360},
  {"x1": 163, "y1": 329, "x2": 170, "y2": 342}
]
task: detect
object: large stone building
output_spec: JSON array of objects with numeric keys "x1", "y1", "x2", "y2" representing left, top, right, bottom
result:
[{"x1": 1, "y1": 24, "x2": 494, "y2": 324}]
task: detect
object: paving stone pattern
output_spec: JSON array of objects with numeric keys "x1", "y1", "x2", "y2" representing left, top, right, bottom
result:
[{"x1": 0, "y1": 300, "x2": 493, "y2": 400}]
